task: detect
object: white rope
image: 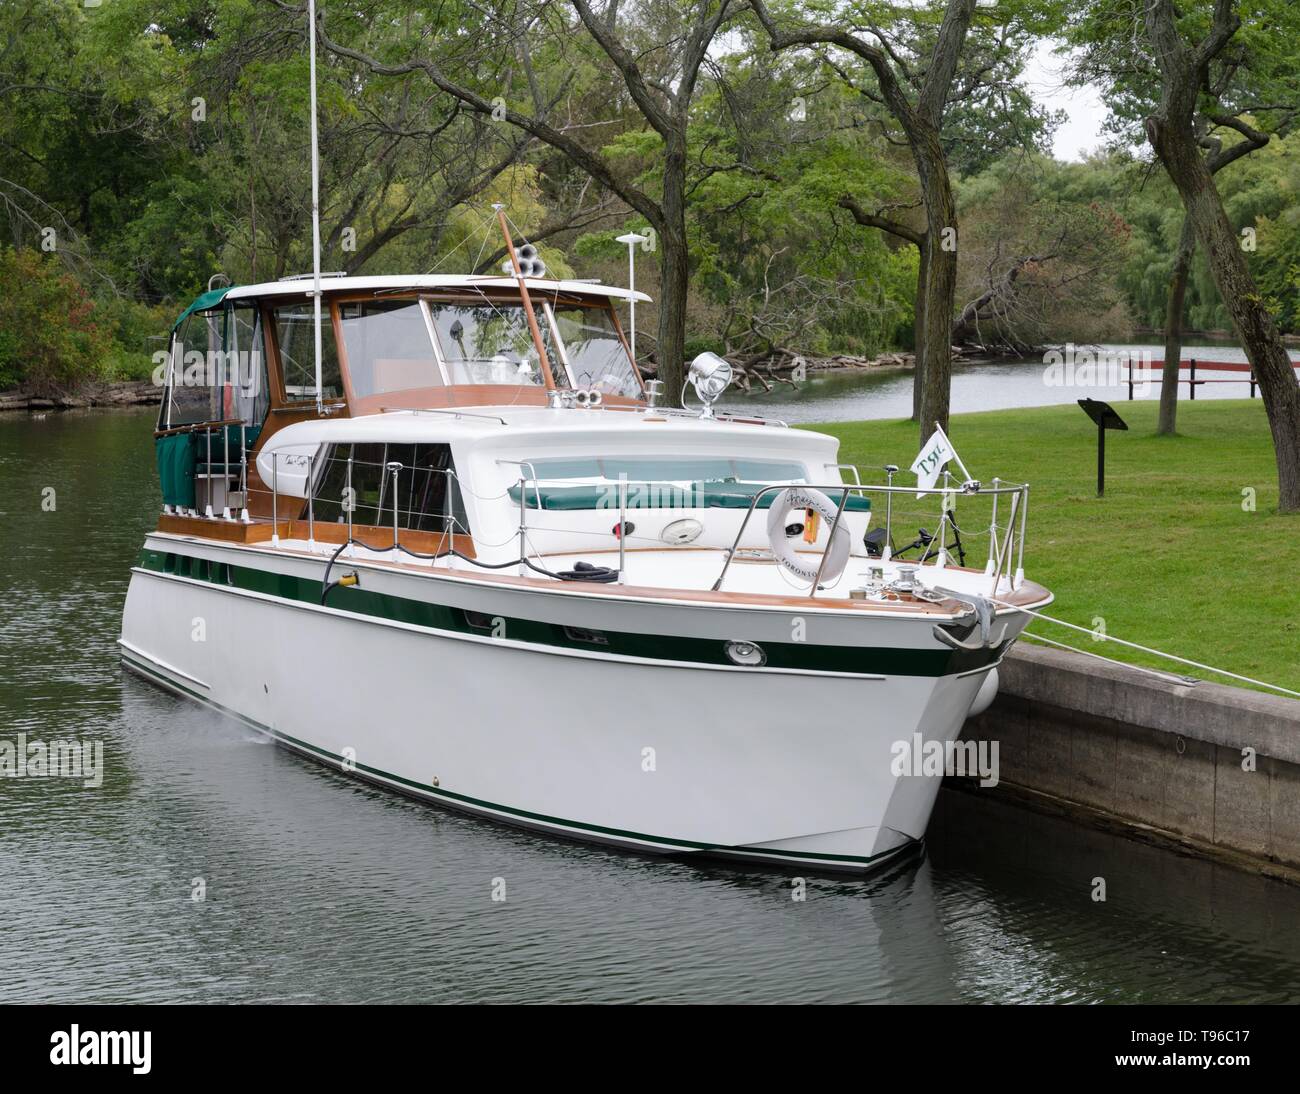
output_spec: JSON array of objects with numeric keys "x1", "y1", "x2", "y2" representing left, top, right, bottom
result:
[
  {"x1": 1019, "y1": 631, "x2": 1191, "y2": 687},
  {"x1": 991, "y1": 597, "x2": 1300, "y2": 699}
]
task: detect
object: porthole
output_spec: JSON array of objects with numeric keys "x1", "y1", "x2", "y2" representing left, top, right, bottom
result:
[{"x1": 724, "y1": 640, "x2": 766, "y2": 667}]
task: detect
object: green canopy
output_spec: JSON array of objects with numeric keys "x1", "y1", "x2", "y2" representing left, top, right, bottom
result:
[{"x1": 171, "y1": 286, "x2": 233, "y2": 330}]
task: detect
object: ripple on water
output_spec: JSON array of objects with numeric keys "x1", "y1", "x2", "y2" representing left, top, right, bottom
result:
[{"x1": 2, "y1": 409, "x2": 1300, "y2": 1003}]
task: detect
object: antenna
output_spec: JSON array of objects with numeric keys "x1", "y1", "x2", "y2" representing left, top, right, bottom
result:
[
  {"x1": 615, "y1": 232, "x2": 647, "y2": 365},
  {"x1": 308, "y1": 0, "x2": 323, "y2": 415}
]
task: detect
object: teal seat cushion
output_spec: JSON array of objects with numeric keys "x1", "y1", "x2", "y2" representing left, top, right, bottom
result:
[{"x1": 508, "y1": 481, "x2": 872, "y2": 513}]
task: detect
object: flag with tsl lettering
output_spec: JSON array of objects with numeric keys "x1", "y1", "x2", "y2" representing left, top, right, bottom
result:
[{"x1": 911, "y1": 426, "x2": 959, "y2": 498}]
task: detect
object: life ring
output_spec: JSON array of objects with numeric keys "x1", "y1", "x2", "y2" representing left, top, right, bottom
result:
[{"x1": 765, "y1": 487, "x2": 852, "y2": 585}]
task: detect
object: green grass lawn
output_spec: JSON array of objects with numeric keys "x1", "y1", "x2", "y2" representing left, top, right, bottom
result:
[{"x1": 811, "y1": 400, "x2": 1300, "y2": 694}]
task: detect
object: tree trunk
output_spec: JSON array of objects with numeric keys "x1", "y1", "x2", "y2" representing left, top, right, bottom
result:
[
  {"x1": 1148, "y1": 117, "x2": 1300, "y2": 510},
  {"x1": 912, "y1": 240, "x2": 928, "y2": 421},
  {"x1": 915, "y1": 136, "x2": 957, "y2": 443},
  {"x1": 655, "y1": 140, "x2": 689, "y2": 400},
  {"x1": 1158, "y1": 214, "x2": 1196, "y2": 435}
]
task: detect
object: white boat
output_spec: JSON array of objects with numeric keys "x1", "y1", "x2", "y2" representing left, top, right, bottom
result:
[{"x1": 121, "y1": 254, "x2": 1051, "y2": 873}]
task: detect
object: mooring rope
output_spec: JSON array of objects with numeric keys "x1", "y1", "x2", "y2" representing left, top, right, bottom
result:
[{"x1": 989, "y1": 597, "x2": 1300, "y2": 699}]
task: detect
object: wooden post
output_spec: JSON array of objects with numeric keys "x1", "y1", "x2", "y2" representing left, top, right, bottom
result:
[
  {"x1": 1189, "y1": 357, "x2": 1196, "y2": 400},
  {"x1": 494, "y1": 206, "x2": 557, "y2": 391}
]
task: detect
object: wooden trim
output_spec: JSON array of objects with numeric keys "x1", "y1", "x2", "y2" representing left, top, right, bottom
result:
[
  {"x1": 605, "y1": 303, "x2": 647, "y2": 394},
  {"x1": 153, "y1": 417, "x2": 243, "y2": 440},
  {"x1": 157, "y1": 514, "x2": 290, "y2": 542},
  {"x1": 154, "y1": 513, "x2": 476, "y2": 558},
  {"x1": 289, "y1": 520, "x2": 477, "y2": 559}
]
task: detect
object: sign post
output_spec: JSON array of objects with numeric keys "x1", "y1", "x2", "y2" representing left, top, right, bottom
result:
[{"x1": 1077, "y1": 399, "x2": 1128, "y2": 497}]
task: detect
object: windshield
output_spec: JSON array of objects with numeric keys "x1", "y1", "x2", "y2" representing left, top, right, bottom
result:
[
  {"x1": 546, "y1": 305, "x2": 641, "y2": 397},
  {"x1": 339, "y1": 300, "x2": 439, "y2": 397},
  {"x1": 427, "y1": 300, "x2": 555, "y2": 387}
]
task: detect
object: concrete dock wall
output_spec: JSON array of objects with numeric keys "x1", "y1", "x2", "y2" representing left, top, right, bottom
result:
[{"x1": 962, "y1": 644, "x2": 1300, "y2": 877}]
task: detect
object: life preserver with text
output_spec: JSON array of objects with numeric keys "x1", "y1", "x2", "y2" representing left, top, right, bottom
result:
[{"x1": 765, "y1": 487, "x2": 852, "y2": 585}]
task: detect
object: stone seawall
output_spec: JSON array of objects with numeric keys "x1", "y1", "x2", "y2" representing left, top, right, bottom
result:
[{"x1": 962, "y1": 643, "x2": 1300, "y2": 880}]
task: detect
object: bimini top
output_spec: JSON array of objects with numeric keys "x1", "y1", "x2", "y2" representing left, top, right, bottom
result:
[{"x1": 171, "y1": 274, "x2": 651, "y2": 328}]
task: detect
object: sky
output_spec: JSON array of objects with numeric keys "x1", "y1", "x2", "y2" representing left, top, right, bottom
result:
[{"x1": 1023, "y1": 40, "x2": 1110, "y2": 162}]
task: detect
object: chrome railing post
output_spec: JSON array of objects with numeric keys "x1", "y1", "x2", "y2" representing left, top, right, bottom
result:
[
  {"x1": 809, "y1": 486, "x2": 852, "y2": 598},
  {"x1": 222, "y1": 423, "x2": 232, "y2": 520},
  {"x1": 990, "y1": 492, "x2": 1020, "y2": 595},
  {"x1": 712, "y1": 486, "x2": 774, "y2": 592},
  {"x1": 1015, "y1": 484, "x2": 1029, "y2": 589},
  {"x1": 617, "y1": 472, "x2": 627, "y2": 583},
  {"x1": 307, "y1": 451, "x2": 315, "y2": 546},
  {"x1": 986, "y1": 476, "x2": 1000, "y2": 576},
  {"x1": 239, "y1": 423, "x2": 250, "y2": 524},
  {"x1": 517, "y1": 474, "x2": 528, "y2": 576},
  {"x1": 271, "y1": 451, "x2": 280, "y2": 545},
  {"x1": 346, "y1": 453, "x2": 354, "y2": 558},
  {"x1": 936, "y1": 469, "x2": 952, "y2": 568},
  {"x1": 204, "y1": 427, "x2": 214, "y2": 518},
  {"x1": 387, "y1": 462, "x2": 403, "y2": 552},
  {"x1": 883, "y1": 466, "x2": 896, "y2": 561}
]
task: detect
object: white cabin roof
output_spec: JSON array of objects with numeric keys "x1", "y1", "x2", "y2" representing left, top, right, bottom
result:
[{"x1": 224, "y1": 275, "x2": 652, "y2": 304}]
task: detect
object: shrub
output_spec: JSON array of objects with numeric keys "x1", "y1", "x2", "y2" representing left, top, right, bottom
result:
[{"x1": 0, "y1": 248, "x2": 113, "y2": 394}]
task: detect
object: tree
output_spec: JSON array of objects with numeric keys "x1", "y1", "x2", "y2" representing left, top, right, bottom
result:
[
  {"x1": 296, "y1": 0, "x2": 742, "y2": 398},
  {"x1": 753, "y1": 0, "x2": 981, "y2": 441},
  {"x1": 1142, "y1": 0, "x2": 1300, "y2": 510},
  {"x1": 1066, "y1": 0, "x2": 1295, "y2": 435}
]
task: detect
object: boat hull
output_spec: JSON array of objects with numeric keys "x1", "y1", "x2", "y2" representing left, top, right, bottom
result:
[{"x1": 119, "y1": 541, "x2": 1019, "y2": 873}]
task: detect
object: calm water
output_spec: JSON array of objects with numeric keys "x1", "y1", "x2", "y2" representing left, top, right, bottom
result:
[
  {"x1": 3, "y1": 408, "x2": 1300, "y2": 1004},
  {"x1": 719, "y1": 341, "x2": 1300, "y2": 423}
]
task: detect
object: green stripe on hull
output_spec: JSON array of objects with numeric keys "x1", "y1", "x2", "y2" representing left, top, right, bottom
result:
[
  {"x1": 119, "y1": 651, "x2": 908, "y2": 868},
  {"x1": 137, "y1": 547, "x2": 1001, "y2": 676}
]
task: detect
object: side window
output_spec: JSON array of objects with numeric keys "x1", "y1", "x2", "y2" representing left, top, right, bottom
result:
[
  {"x1": 274, "y1": 303, "x2": 342, "y2": 401},
  {"x1": 311, "y1": 443, "x2": 469, "y2": 535},
  {"x1": 161, "y1": 310, "x2": 224, "y2": 428},
  {"x1": 228, "y1": 305, "x2": 270, "y2": 428}
]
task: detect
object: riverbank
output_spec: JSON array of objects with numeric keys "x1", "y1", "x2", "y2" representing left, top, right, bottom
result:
[
  {"x1": 0, "y1": 380, "x2": 159, "y2": 411},
  {"x1": 818, "y1": 399, "x2": 1299, "y2": 691}
]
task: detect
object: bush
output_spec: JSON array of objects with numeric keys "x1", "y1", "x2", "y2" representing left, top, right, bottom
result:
[
  {"x1": 0, "y1": 248, "x2": 113, "y2": 394},
  {"x1": 98, "y1": 296, "x2": 174, "y2": 381}
]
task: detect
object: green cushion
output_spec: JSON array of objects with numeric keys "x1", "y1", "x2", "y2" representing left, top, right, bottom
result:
[
  {"x1": 508, "y1": 481, "x2": 872, "y2": 513},
  {"x1": 155, "y1": 433, "x2": 197, "y2": 508}
]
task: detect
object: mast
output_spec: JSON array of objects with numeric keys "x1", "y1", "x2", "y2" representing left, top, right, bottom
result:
[
  {"x1": 494, "y1": 204, "x2": 556, "y2": 390},
  {"x1": 308, "y1": 0, "x2": 324, "y2": 414}
]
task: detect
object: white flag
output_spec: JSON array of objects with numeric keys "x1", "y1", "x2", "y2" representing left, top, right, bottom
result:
[{"x1": 911, "y1": 426, "x2": 960, "y2": 498}]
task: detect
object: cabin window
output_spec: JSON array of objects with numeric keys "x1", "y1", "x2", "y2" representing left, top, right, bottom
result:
[
  {"x1": 311, "y1": 442, "x2": 469, "y2": 535},
  {"x1": 546, "y1": 305, "x2": 641, "y2": 397},
  {"x1": 274, "y1": 303, "x2": 343, "y2": 401},
  {"x1": 425, "y1": 300, "x2": 559, "y2": 387},
  {"x1": 338, "y1": 300, "x2": 443, "y2": 397}
]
